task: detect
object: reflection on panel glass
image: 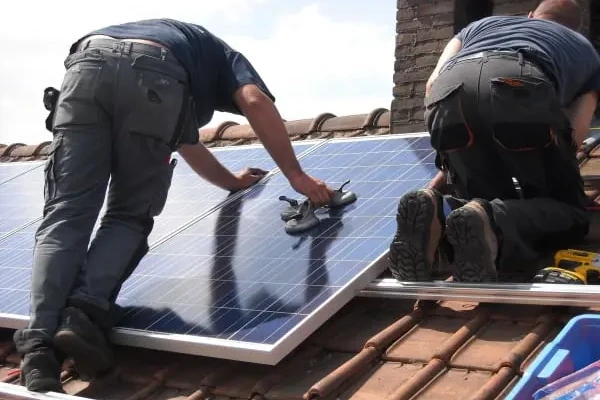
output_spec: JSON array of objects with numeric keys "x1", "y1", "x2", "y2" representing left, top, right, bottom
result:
[{"x1": 116, "y1": 136, "x2": 438, "y2": 345}]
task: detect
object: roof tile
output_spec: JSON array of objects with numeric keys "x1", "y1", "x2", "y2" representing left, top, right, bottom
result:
[
  {"x1": 338, "y1": 362, "x2": 423, "y2": 400},
  {"x1": 415, "y1": 368, "x2": 494, "y2": 400},
  {"x1": 265, "y1": 349, "x2": 355, "y2": 400},
  {"x1": 384, "y1": 315, "x2": 475, "y2": 363}
]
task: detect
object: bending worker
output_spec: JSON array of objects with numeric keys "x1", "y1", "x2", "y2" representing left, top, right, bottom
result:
[
  {"x1": 14, "y1": 19, "x2": 333, "y2": 392},
  {"x1": 388, "y1": 0, "x2": 600, "y2": 283}
]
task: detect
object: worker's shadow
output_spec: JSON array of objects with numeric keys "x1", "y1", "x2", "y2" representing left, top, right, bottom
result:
[
  {"x1": 244, "y1": 206, "x2": 347, "y2": 315},
  {"x1": 114, "y1": 184, "x2": 268, "y2": 339}
]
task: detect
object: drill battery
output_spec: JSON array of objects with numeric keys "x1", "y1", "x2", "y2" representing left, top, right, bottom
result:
[{"x1": 532, "y1": 249, "x2": 600, "y2": 284}]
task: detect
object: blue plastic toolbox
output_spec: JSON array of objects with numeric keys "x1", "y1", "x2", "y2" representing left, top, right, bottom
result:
[{"x1": 505, "y1": 314, "x2": 600, "y2": 399}]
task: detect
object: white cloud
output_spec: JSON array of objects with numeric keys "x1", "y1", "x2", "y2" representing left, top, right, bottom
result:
[
  {"x1": 0, "y1": 1, "x2": 394, "y2": 145},
  {"x1": 214, "y1": 4, "x2": 394, "y2": 125}
]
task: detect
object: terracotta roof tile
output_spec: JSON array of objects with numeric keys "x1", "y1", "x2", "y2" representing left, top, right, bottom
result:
[{"x1": 2, "y1": 110, "x2": 600, "y2": 400}]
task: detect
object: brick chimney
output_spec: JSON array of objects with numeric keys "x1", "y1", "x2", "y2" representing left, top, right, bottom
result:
[{"x1": 391, "y1": 0, "x2": 592, "y2": 135}]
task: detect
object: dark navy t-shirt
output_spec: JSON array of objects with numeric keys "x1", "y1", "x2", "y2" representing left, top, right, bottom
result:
[
  {"x1": 447, "y1": 16, "x2": 600, "y2": 106},
  {"x1": 81, "y1": 19, "x2": 275, "y2": 129}
]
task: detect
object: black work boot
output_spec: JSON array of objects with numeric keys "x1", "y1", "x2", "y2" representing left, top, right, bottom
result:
[
  {"x1": 445, "y1": 199, "x2": 501, "y2": 283},
  {"x1": 13, "y1": 330, "x2": 64, "y2": 393},
  {"x1": 53, "y1": 307, "x2": 114, "y2": 377},
  {"x1": 388, "y1": 188, "x2": 445, "y2": 281},
  {"x1": 19, "y1": 350, "x2": 64, "y2": 393}
]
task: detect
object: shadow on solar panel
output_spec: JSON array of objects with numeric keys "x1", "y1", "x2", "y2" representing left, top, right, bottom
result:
[{"x1": 107, "y1": 134, "x2": 437, "y2": 364}]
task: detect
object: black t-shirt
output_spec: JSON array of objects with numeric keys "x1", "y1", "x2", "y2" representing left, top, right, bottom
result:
[{"x1": 82, "y1": 18, "x2": 275, "y2": 129}]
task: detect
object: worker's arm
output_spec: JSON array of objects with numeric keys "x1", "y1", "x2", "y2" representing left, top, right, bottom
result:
[
  {"x1": 564, "y1": 91, "x2": 599, "y2": 148},
  {"x1": 428, "y1": 170, "x2": 447, "y2": 190},
  {"x1": 426, "y1": 38, "x2": 462, "y2": 97},
  {"x1": 233, "y1": 84, "x2": 333, "y2": 205},
  {"x1": 177, "y1": 143, "x2": 266, "y2": 191}
]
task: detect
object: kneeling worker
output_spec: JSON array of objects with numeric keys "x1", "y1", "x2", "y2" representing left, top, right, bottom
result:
[{"x1": 389, "y1": 0, "x2": 599, "y2": 284}]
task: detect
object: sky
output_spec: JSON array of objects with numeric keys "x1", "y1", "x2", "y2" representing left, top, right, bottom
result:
[{"x1": 0, "y1": 0, "x2": 396, "y2": 145}]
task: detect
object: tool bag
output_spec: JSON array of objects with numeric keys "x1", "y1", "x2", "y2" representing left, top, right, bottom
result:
[{"x1": 43, "y1": 87, "x2": 60, "y2": 132}]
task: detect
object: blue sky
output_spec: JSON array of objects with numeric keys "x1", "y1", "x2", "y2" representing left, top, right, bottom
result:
[{"x1": 0, "y1": 0, "x2": 396, "y2": 145}]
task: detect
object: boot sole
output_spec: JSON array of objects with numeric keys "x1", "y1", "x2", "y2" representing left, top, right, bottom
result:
[
  {"x1": 446, "y1": 207, "x2": 498, "y2": 283},
  {"x1": 388, "y1": 190, "x2": 441, "y2": 281},
  {"x1": 54, "y1": 330, "x2": 113, "y2": 376}
]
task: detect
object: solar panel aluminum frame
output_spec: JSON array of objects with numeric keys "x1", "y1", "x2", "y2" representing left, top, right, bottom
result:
[
  {"x1": 107, "y1": 133, "x2": 434, "y2": 364},
  {"x1": 0, "y1": 381, "x2": 88, "y2": 400},
  {"x1": 360, "y1": 278, "x2": 600, "y2": 308}
]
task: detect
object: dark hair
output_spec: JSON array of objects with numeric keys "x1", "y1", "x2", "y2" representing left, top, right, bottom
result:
[{"x1": 532, "y1": 0, "x2": 582, "y2": 31}]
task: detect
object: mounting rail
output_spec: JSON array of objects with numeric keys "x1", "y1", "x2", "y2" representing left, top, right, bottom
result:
[{"x1": 360, "y1": 278, "x2": 600, "y2": 308}]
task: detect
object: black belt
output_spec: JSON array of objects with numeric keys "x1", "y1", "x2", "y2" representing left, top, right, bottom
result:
[
  {"x1": 75, "y1": 37, "x2": 179, "y2": 63},
  {"x1": 454, "y1": 51, "x2": 528, "y2": 63},
  {"x1": 451, "y1": 50, "x2": 558, "y2": 87}
]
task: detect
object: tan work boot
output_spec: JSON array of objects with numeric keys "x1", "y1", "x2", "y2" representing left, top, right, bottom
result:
[{"x1": 445, "y1": 200, "x2": 500, "y2": 283}]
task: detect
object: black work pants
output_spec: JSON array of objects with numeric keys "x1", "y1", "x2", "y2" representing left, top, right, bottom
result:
[
  {"x1": 425, "y1": 51, "x2": 590, "y2": 275},
  {"x1": 16, "y1": 38, "x2": 198, "y2": 352}
]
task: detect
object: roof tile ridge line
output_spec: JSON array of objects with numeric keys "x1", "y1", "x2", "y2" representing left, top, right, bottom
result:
[
  {"x1": 147, "y1": 139, "x2": 332, "y2": 251},
  {"x1": 0, "y1": 163, "x2": 44, "y2": 187},
  {"x1": 384, "y1": 308, "x2": 491, "y2": 400},
  {"x1": 0, "y1": 216, "x2": 42, "y2": 245},
  {"x1": 0, "y1": 143, "x2": 25, "y2": 157}
]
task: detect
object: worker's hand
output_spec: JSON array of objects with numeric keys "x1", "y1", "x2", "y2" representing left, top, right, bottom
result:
[
  {"x1": 288, "y1": 172, "x2": 334, "y2": 207},
  {"x1": 230, "y1": 167, "x2": 268, "y2": 191}
]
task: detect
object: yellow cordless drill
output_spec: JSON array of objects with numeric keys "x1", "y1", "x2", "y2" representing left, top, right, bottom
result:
[{"x1": 532, "y1": 249, "x2": 600, "y2": 284}]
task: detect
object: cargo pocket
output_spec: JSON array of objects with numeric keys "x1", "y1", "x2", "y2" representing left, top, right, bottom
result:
[
  {"x1": 489, "y1": 76, "x2": 555, "y2": 151},
  {"x1": 148, "y1": 159, "x2": 176, "y2": 218},
  {"x1": 424, "y1": 82, "x2": 473, "y2": 153},
  {"x1": 43, "y1": 135, "x2": 63, "y2": 203},
  {"x1": 124, "y1": 56, "x2": 186, "y2": 145}
]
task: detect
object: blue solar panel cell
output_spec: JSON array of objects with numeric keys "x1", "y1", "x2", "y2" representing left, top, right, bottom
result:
[{"x1": 114, "y1": 135, "x2": 437, "y2": 355}]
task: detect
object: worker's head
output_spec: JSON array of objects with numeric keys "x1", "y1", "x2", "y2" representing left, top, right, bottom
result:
[{"x1": 528, "y1": 0, "x2": 582, "y2": 31}]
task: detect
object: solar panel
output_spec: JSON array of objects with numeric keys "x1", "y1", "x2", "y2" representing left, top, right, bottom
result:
[
  {"x1": 0, "y1": 134, "x2": 438, "y2": 364},
  {"x1": 0, "y1": 142, "x2": 318, "y2": 329},
  {"x1": 111, "y1": 133, "x2": 437, "y2": 364}
]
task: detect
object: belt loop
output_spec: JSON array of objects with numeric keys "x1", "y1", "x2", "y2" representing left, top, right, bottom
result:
[
  {"x1": 160, "y1": 48, "x2": 167, "y2": 61},
  {"x1": 518, "y1": 52, "x2": 524, "y2": 66},
  {"x1": 123, "y1": 41, "x2": 132, "y2": 55},
  {"x1": 482, "y1": 52, "x2": 488, "y2": 63}
]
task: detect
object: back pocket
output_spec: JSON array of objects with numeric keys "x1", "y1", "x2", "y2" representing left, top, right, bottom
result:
[
  {"x1": 122, "y1": 56, "x2": 186, "y2": 145},
  {"x1": 489, "y1": 76, "x2": 556, "y2": 151}
]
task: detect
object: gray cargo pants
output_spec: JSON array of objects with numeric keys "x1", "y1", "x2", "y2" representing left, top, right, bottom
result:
[
  {"x1": 16, "y1": 38, "x2": 198, "y2": 350},
  {"x1": 425, "y1": 51, "x2": 590, "y2": 275}
]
